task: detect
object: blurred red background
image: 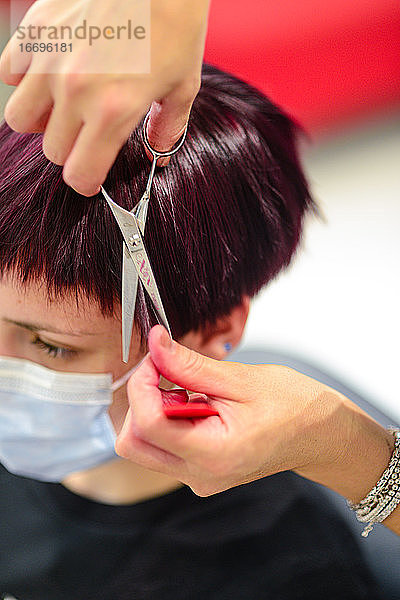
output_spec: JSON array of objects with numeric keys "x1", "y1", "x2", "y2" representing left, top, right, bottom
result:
[
  {"x1": 204, "y1": 0, "x2": 400, "y2": 136},
  {"x1": 1, "y1": 0, "x2": 399, "y2": 137}
]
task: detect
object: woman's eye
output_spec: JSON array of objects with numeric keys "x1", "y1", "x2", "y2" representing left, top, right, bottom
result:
[{"x1": 30, "y1": 335, "x2": 78, "y2": 360}]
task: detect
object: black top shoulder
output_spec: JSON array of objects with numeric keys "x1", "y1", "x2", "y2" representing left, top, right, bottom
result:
[{"x1": 0, "y1": 463, "x2": 382, "y2": 600}]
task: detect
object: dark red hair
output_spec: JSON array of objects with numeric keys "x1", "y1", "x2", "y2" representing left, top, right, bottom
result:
[{"x1": 0, "y1": 65, "x2": 315, "y2": 339}]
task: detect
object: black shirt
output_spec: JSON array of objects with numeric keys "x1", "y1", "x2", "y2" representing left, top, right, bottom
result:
[{"x1": 0, "y1": 463, "x2": 381, "y2": 600}]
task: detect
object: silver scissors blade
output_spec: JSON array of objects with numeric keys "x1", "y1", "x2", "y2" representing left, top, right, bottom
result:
[
  {"x1": 120, "y1": 191, "x2": 149, "y2": 363},
  {"x1": 101, "y1": 111, "x2": 188, "y2": 362},
  {"x1": 119, "y1": 186, "x2": 149, "y2": 361},
  {"x1": 101, "y1": 186, "x2": 171, "y2": 360},
  {"x1": 121, "y1": 244, "x2": 138, "y2": 362}
]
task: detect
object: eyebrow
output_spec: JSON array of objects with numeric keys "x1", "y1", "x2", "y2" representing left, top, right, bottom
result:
[{"x1": 2, "y1": 318, "x2": 100, "y2": 337}]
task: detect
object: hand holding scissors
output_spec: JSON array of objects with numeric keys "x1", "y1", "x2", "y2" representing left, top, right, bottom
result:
[{"x1": 101, "y1": 114, "x2": 218, "y2": 419}]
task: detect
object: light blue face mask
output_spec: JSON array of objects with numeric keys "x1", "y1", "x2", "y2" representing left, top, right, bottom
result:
[{"x1": 0, "y1": 356, "x2": 140, "y2": 482}]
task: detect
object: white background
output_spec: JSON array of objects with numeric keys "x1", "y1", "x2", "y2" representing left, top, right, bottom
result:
[{"x1": 242, "y1": 114, "x2": 400, "y2": 423}]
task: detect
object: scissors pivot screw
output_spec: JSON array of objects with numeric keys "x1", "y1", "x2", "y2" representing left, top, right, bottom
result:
[
  {"x1": 101, "y1": 110, "x2": 188, "y2": 363},
  {"x1": 128, "y1": 234, "x2": 140, "y2": 247}
]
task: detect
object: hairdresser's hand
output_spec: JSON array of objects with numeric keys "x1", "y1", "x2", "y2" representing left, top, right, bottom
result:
[
  {"x1": 0, "y1": 0, "x2": 210, "y2": 196},
  {"x1": 117, "y1": 326, "x2": 395, "y2": 513}
]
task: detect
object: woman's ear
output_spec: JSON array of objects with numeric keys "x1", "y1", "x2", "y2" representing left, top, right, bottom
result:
[{"x1": 179, "y1": 296, "x2": 250, "y2": 360}]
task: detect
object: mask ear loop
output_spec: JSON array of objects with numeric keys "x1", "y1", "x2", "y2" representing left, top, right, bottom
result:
[{"x1": 111, "y1": 355, "x2": 147, "y2": 392}]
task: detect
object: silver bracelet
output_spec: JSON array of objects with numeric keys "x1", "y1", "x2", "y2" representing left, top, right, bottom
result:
[{"x1": 347, "y1": 427, "x2": 400, "y2": 537}]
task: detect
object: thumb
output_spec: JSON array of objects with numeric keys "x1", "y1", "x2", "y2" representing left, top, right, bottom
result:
[
  {"x1": 145, "y1": 87, "x2": 194, "y2": 166},
  {"x1": 148, "y1": 325, "x2": 242, "y2": 399}
]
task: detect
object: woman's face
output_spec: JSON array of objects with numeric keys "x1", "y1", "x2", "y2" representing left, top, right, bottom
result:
[
  {"x1": 0, "y1": 274, "x2": 144, "y2": 432},
  {"x1": 0, "y1": 273, "x2": 246, "y2": 435}
]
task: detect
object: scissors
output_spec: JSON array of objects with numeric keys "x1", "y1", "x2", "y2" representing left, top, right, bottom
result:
[
  {"x1": 101, "y1": 113, "x2": 219, "y2": 419},
  {"x1": 101, "y1": 111, "x2": 187, "y2": 363}
]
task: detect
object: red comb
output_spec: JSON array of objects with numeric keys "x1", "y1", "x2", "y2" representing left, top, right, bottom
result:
[{"x1": 161, "y1": 388, "x2": 219, "y2": 419}]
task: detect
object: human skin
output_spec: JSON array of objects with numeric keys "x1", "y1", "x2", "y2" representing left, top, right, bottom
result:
[
  {"x1": 2, "y1": 276, "x2": 398, "y2": 536},
  {"x1": 0, "y1": 0, "x2": 210, "y2": 195},
  {"x1": 116, "y1": 325, "x2": 400, "y2": 536},
  {"x1": 0, "y1": 275, "x2": 245, "y2": 504}
]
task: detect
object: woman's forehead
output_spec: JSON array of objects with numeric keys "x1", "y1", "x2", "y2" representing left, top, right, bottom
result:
[{"x1": 0, "y1": 274, "x2": 120, "y2": 337}]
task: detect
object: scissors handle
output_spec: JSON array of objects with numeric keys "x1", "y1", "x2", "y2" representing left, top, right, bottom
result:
[
  {"x1": 142, "y1": 111, "x2": 188, "y2": 160},
  {"x1": 140, "y1": 111, "x2": 188, "y2": 198},
  {"x1": 101, "y1": 115, "x2": 188, "y2": 365},
  {"x1": 134, "y1": 112, "x2": 188, "y2": 242}
]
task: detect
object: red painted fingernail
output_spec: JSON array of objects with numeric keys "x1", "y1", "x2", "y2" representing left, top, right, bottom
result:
[
  {"x1": 160, "y1": 388, "x2": 219, "y2": 419},
  {"x1": 161, "y1": 388, "x2": 189, "y2": 406},
  {"x1": 157, "y1": 156, "x2": 170, "y2": 168}
]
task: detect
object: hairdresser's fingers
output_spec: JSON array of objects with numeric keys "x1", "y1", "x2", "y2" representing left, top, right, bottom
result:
[
  {"x1": 42, "y1": 102, "x2": 83, "y2": 166},
  {"x1": 117, "y1": 353, "x2": 225, "y2": 463},
  {"x1": 115, "y1": 408, "x2": 185, "y2": 476},
  {"x1": 118, "y1": 407, "x2": 240, "y2": 496},
  {"x1": 148, "y1": 326, "x2": 245, "y2": 400},
  {"x1": 145, "y1": 79, "x2": 200, "y2": 166},
  {"x1": 61, "y1": 111, "x2": 142, "y2": 196},
  {"x1": 115, "y1": 355, "x2": 188, "y2": 460},
  {"x1": 3, "y1": 73, "x2": 53, "y2": 133},
  {"x1": 122, "y1": 353, "x2": 200, "y2": 442},
  {"x1": 118, "y1": 406, "x2": 237, "y2": 497}
]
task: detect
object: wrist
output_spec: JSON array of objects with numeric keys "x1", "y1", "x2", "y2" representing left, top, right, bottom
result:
[
  {"x1": 294, "y1": 389, "x2": 393, "y2": 503},
  {"x1": 347, "y1": 428, "x2": 400, "y2": 536}
]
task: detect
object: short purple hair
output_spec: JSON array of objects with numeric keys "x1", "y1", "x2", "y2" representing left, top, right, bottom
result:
[{"x1": 0, "y1": 65, "x2": 315, "y2": 339}]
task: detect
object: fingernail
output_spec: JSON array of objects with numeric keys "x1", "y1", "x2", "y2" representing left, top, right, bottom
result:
[
  {"x1": 157, "y1": 156, "x2": 170, "y2": 168},
  {"x1": 159, "y1": 327, "x2": 173, "y2": 351},
  {"x1": 70, "y1": 183, "x2": 100, "y2": 197}
]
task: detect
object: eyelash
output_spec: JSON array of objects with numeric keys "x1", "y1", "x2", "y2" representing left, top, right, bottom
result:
[{"x1": 31, "y1": 335, "x2": 78, "y2": 360}]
